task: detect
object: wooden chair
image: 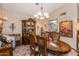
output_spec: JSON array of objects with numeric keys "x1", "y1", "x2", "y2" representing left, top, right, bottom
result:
[
  {"x1": 0, "y1": 43, "x2": 13, "y2": 56},
  {"x1": 36, "y1": 35, "x2": 48, "y2": 56},
  {"x1": 29, "y1": 34, "x2": 39, "y2": 56},
  {"x1": 49, "y1": 32, "x2": 60, "y2": 42}
]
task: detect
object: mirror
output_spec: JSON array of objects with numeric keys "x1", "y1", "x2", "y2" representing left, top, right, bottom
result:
[{"x1": 49, "y1": 20, "x2": 58, "y2": 32}]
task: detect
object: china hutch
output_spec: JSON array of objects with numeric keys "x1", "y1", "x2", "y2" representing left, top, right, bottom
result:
[
  {"x1": 22, "y1": 18, "x2": 36, "y2": 45},
  {"x1": 77, "y1": 19, "x2": 79, "y2": 51},
  {"x1": 77, "y1": 31, "x2": 79, "y2": 50}
]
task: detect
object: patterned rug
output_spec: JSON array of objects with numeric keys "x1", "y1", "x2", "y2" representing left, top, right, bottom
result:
[
  {"x1": 13, "y1": 45, "x2": 78, "y2": 56},
  {"x1": 13, "y1": 45, "x2": 31, "y2": 56}
]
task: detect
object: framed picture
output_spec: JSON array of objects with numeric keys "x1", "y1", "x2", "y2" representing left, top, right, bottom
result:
[
  {"x1": 49, "y1": 20, "x2": 58, "y2": 32},
  {"x1": 59, "y1": 21, "x2": 73, "y2": 37}
]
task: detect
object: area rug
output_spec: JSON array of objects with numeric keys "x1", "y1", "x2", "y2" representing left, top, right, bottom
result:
[
  {"x1": 13, "y1": 45, "x2": 31, "y2": 56},
  {"x1": 13, "y1": 45, "x2": 78, "y2": 56}
]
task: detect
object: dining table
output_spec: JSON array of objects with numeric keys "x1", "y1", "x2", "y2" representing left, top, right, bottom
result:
[{"x1": 47, "y1": 41, "x2": 71, "y2": 55}]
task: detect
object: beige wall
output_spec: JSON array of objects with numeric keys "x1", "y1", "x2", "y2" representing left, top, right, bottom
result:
[
  {"x1": 49, "y1": 3, "x2": 78, "y2": 49},
  {"x1": 2, "y1": 10, "x2": 22, "y2": 34},
  {"x1": 77, "y1": 4, "x2": 79, "y2": 19},
  {"x1": 36, "y1": 19, "x2": 49, "y2": 35},
  {"x1": 36, "y1": 20, "x2": 42, "y2": 35}
]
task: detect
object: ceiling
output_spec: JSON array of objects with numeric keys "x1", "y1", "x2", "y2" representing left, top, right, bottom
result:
[{"x1": 1, "y1": 3, "x2": 65, "y2": 17}]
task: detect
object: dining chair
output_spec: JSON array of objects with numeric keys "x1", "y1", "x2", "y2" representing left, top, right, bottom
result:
[
  {"x1": 36, "y1": 35, "x2": 48, "y2": 56},
  {"x1": 0, "y1": 43, "x2": 13, "y2": 56},
  {"x1": 29, "y1": 34, "x2": 39, "y2": 56},
  {"x1": 49, "y1": 32, "x2": 60, "y2": 42}
]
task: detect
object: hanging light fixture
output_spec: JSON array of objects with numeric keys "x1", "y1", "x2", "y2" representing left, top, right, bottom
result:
[{"x1": 34, "y1": 3, "x2": 49, "y2": 20}]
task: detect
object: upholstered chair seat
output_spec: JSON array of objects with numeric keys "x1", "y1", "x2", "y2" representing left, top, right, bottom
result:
[
  {"x1": 31, "y1": 46, "x2": 39, "y2": 52},
  {"x1": 49, "y1": 42, "x2": 58, "y2": 48},
  {"x1": 49, "y1": 32, "x2": 60, "y2": 43}
]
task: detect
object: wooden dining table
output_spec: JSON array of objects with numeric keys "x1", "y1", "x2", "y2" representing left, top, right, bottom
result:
[{"x1": 47, "y1": 41, "x2": 71, "y2": 54}]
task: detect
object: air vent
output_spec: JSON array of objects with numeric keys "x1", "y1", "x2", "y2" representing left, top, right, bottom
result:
[{"x1": 60, "y1": 12, "x2": 66, "y2": 16}]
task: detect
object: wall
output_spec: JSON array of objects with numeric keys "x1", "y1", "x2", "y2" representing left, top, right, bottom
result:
[
  {"x1": 36, "y1": 20, "x2": 42, "y2": 35},
  {"x1": 49, "y1": 3, "x2": 78, "y2": 49},
  {"x1": 36, "y1": 19, "x2": 49, "y2": 35},
  {"x1": 0, "y1": 5, "x2": 30, "y2": 35},
  {"x1": 77, "y1": 4, "x2": 79, "y2": 19}
]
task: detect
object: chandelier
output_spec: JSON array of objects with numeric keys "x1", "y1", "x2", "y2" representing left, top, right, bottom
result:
[{"x1": 34, "y1": 3, "x2": 49, "y2": 20}]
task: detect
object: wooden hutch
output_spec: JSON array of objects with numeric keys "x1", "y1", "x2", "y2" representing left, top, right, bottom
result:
[{"x1": 22, "y1": 18, "x2": 36, "y2": 45}]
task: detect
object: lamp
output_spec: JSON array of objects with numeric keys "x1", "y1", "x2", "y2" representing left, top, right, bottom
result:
[
  {"x1": 0, "y1": 6, "x2": 7, "y2": 21},
  {"x1": 77, "y1": 22, "x2": 79, "y2": 31},
  {"x1": 0, "y1": 20, "x2": 2, "y2": 24},
  {"x1": 34, "y1": 3, "x2": 49, "y2": 20},
  {"x1": 0, "y1": 7, "x2": 7, "y2": 36}
]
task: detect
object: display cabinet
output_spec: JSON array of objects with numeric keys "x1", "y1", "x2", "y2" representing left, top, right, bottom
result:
[
  {"x1": 22, "y1": 18, "x2": 36, "y2": 45},
  {"x1": 77, "y1": 31, "x2": 79, "y2": 50},
  {"x1": 77, "y1": 22, "x2": 79, "y2": 50}
]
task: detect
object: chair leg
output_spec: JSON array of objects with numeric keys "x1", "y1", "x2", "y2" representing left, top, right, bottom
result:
[
  {"x1": 31, "y1": 51, "x2": 36, "y2": 56},
  {"x1": 36, "y1": 52, "x2": 40, "y2": 56}
]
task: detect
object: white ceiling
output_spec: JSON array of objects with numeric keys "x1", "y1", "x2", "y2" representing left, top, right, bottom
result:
[{"x1": 1, "y1": 3, "x2": 65, "y2": 17}]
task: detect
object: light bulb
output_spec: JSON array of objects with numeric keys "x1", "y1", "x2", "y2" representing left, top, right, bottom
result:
[
  {"x1": 34, "y1": 15, "x2": 38, "y2": 17},
  {"x1": 44, "y1": 13, "x2": 48, "y2": 16},
  {"x1": 0, "y1": 20, "x2": 2, "y2": 24},
  {"x1": 34, "y1": 15, "x2": 39, "y2": 19},
  {"x1": 38, "y1": 12, "x2": 42, "y2": 15}
]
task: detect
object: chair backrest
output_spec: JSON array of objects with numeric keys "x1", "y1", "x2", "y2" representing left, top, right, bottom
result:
[
  {"x1": 36, "y1": 35, "x2": 48, "y2": 56},
  {"x1": 49, "y1": 32, "x2": 60, "y2": 42},
  {"x1": 41, "y1": 32, "x2": 49, "y2": 41},
  {"x1": 29, "y1": 34, "x2": 36, "y2": 48},
  {"x1": 0, "y1": 43, "x2": 13, "y2": 56}
]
